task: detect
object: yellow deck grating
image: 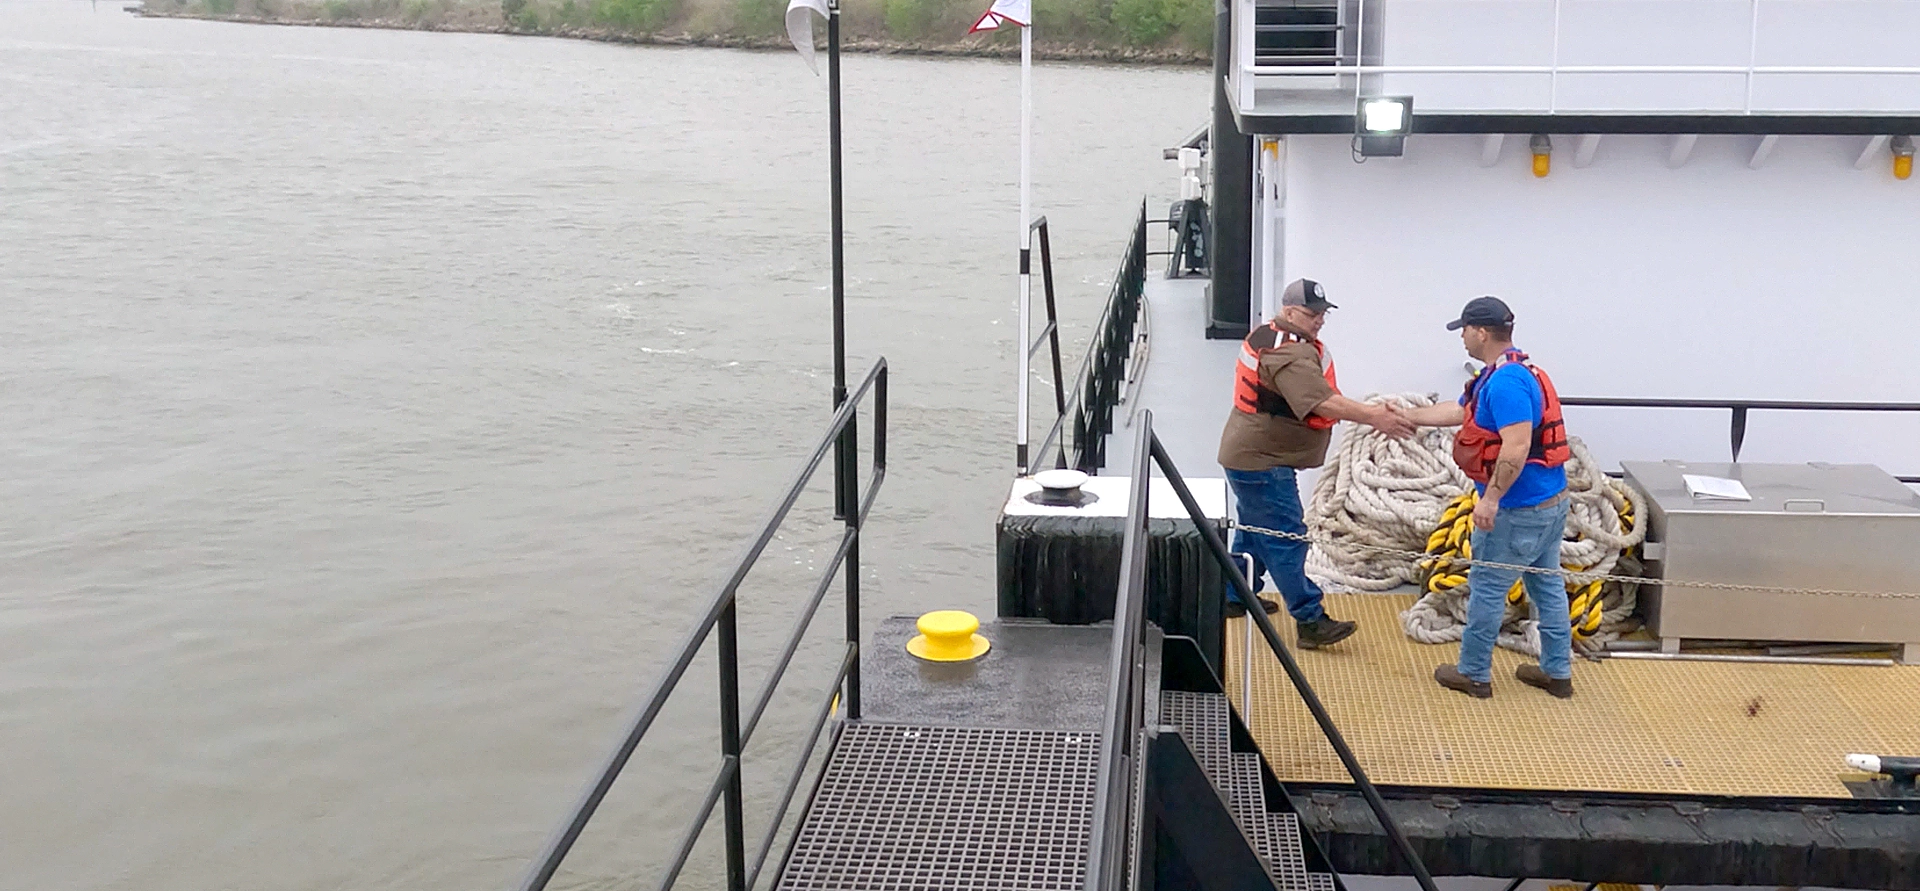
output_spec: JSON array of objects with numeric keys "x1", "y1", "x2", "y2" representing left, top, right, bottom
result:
[{"x1": 1225, "y1": 593, "x2": 1920, "y2": 799}]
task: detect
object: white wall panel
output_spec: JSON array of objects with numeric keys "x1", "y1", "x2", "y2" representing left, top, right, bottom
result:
[
  {"x1": 1276, "y1": 133, "x2": 1920, "y2": 474},
  {"x1": 1352, "y1": 0, "x2": 1920, "y2": 113}
]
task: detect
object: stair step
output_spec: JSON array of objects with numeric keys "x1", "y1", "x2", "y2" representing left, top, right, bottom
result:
[
  {"x1": 1162, "y1": 691, "x2": 1318, "y2": 891},
  {"x1": 1232, "y1": 755, "x2": 1313, "y2": 888},
  {"x1": 1159, "y1": 690, "x2": 1230, "y2": 787},
  {"x1": 1260, "y1": 807, "x2": 1313, "y2": 891},
  {"x1": 1226, "y1": 753, "x2": 1277, "y2": 847}
]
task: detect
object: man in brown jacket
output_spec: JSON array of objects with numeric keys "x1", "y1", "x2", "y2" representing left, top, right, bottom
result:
[{"x1": 1219, "y1": 279, "x2": 1413, "y2": 647}]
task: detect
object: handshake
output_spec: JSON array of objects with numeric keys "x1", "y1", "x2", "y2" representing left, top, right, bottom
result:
[
  {"x1": 1363, "y1": 403, "x2": 1418, "y2": 440},
  {"x1": 1317, "y1": 393, "x2": 1425, "y2": 440},
  {"x1": 1327, "y1": 394, "x2": 1477, "y2": 442}
]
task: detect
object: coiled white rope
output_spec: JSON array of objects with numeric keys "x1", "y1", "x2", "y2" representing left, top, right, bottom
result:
[
  {"x1": 1303, "y1": 393, "x2": 1472, "y2": 591},
  {"x1": 1298, "y1": 394, "x2": 1649, "y2": 657}
]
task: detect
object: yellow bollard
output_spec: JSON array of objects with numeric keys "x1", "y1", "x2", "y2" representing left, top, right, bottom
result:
[{"x1": 906, "y1": 610, "x2": 991, "y2": 662}]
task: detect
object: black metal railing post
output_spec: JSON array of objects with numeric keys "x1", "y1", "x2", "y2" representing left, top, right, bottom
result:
[
  {"x1": 842, "y1": 407, "x2": 863, "y2": 721},
  {"x1": 717, "y1": 600, "x2": 748, "y2": 891},
  {"x1": 1146, "y1": 432, "x2": 1440, "y2": 891},
  {"x1": 1037, "y1": 221, "x2": 1067, "y2": 420}
]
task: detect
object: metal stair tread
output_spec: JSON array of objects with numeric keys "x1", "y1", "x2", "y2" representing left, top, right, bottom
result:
[
  {"x1": 1158, "y1": 692, "x2": 1316, "y2": 891},
  {"x1": 1262, "y1": 809, "x2": 1313, "y2": 891},
  {"x1": 1158, "y1": 690, "x2": 1230, "y2": 786},
  {"x1": 776, "y1": 723, "x2": 1100, "y2": 891}
]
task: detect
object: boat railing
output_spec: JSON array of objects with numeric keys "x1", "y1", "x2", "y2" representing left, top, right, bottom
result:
[
  {"x1": 1233, "y1": 0, "x2": 1920, "y2": 116},
  {"x1": 1558, "y1": 396, "x2": 1920, "y2": 483},
  {"x1": 1083, "y1": 409, "x2": 1441, "y2": 891},
  {"x1": 514, "y1": 358, "x2": 888, "y2": 891},
  {"x1": 1018, "y1": 215, "x2": 1070, "y2": 474},
  {"x1": 1083, "y1": 416, "x2": 1157, "y2": 891},
  {"x1": 1033, "y1": 200, "x2": 1150, "y2": 475}
]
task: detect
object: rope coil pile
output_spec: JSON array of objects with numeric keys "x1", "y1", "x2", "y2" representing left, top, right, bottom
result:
[
  {"x1": 1300, "y1": 394, "x2": 1648, "y2": 657},
  {"x1": 1302, "y1": 393, "x2": 1473, "y2": 591}
]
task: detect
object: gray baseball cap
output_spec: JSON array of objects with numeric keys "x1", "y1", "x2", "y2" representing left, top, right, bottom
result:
[{"x1": 1281, "y1": 278, "x2": 1337, "y2": 311}]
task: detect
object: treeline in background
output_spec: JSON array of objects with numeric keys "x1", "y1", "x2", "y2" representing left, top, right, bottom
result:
[{"x1": 145, "y1": 0, "x2": 1216, "y2": 56}]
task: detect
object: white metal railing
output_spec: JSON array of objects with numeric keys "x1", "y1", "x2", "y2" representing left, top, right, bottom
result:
[{"x1": 1233, "y1": 0, "x2": 1920, "y2": 116}]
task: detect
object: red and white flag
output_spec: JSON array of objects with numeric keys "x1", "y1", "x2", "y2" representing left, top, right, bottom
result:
[{"x1": 969, "y1": 0, "x2": 1030, "y2": 32}]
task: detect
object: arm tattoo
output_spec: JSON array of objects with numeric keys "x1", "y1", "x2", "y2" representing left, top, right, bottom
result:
[{"x1": 1489, "y1": 456, "x2": 1524, "y2": 492}]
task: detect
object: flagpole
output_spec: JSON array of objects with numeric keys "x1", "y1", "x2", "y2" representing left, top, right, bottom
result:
[{"x1": 1015, "y1": 24, "x2": 1032, "y2": 473}]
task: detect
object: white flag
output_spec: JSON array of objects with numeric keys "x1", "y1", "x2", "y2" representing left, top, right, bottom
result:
[
  {"x1": 969, "y1": 0, "x2": 1030, "y2": 32},
  {"x1": 785, "y1": 0, "x2": 830, "y2": 74}
]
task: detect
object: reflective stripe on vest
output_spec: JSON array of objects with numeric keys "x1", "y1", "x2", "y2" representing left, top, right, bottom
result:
[
  {"x1": 1451, "y1": 348, "x2": 1570, "y2": 484},
  {"x1": 1232, "y1": 322, "x2": 1339, "y2": 430}
]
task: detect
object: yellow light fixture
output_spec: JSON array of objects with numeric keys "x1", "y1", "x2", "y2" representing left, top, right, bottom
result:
[
  {"x1": 1893, "y1": 136, "x2": 1914, "y2": 181},
  {"x1": 1530, "y1": 134, "x2": 1552, "y2": 178},
  {"x1": 906, "y1": 610, "x2": 990, "y2": 662}
]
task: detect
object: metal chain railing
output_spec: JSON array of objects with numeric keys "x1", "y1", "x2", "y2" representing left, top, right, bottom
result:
[{"x1": 1232, "y1": 521, "x2": 1920, "y2": 600}]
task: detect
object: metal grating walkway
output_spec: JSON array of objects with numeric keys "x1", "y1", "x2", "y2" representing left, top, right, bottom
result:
[
  {"x1": 776, "y1": 723, "x2": 1100, "y2": 891},
  {"x1": 1227, "y1": 593, "x2": 1920, "y2": 798},
  {"x1": 1162, "y1": 691, "x2": 1332, "y2": 891}
]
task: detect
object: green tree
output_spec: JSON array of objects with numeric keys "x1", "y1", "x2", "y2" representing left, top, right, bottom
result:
[
  {"x1": 881, "y1": 0, "x2": 936, "y2": 40},
  {"x1": 1110, "y1": 0, "x2": 1172, "y2": 45},
  {"x1": 732, "y1": 0, "x2": 786, "y2": 35},
  {"x1": 590, "y1": 0, "x2": 676, "y2": 31}
]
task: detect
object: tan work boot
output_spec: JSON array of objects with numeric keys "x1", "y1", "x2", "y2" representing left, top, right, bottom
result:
[{"x1": 1515, "y1": 663, "x2": 1573, "y2": 699}]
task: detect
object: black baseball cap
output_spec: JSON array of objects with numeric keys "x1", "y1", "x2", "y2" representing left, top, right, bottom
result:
[
  {"x1": 1282, "y1": 278, "x2": 1337, "y2": 312},
  {"x1": 1445, "y1": 296, "x2": 1515, "y2": 331}
]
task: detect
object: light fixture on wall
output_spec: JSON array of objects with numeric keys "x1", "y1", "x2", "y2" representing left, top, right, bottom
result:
[
  {"x1": 1354, "y1": 96, "x2": 1413, "y2": 158},
  {"x1": 1530, "y1": 134, "x2": 1552, "y2": 178},
  {"x1": 1893, "y1": 136, "x2": 1914, "y2": 181}
]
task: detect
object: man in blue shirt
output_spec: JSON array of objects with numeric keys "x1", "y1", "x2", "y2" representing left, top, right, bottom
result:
[{"x1": 1397, "y1": 297, "x2": 1574, "y2": 699}]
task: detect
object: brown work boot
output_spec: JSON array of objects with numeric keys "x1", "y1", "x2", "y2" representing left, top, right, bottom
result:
[
  {"x1": 1225, "y1": 597, "x2": 1281, "y2": 619},
  {"x1": 1296, "y1": 616, "x2": 1357, "y2": 649},
  {"x1": 1433, "y1": 664, "x2": 1492, "y2": 699},
  {"x1": 1516, "y1": 663, "x2": 1573, "y2": 699}
]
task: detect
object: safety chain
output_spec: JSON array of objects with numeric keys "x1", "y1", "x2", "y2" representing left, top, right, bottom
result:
[{"x1": 1231, "y1": 521, "x2": 1920, "y2": 600}]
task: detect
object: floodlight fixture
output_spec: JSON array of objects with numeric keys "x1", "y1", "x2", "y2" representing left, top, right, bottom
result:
[{"x1": 1355, "y1": 95, "x2": 1413, "y2": 158}]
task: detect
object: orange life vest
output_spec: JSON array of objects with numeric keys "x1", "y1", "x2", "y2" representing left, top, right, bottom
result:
[
  {"x1": 1233, "y1": 322, "x2": 1339, "y2": 430},
  {"x1": 1452, "y1": 348, "x2": 1570, "y2": 484}
]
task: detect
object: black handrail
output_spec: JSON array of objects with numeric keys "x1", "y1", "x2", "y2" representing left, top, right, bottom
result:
[
  {"x1": 1034, "y1": 200, "x2": 1150, "y2": 474},
  {"x1": 1557, "y1": 396, "x2": 1920, "y2": 482},
  {"x1": 515, "y1": 357, "x2": 889, "y2": 891},
  {"x1": 1141, "y1": 424, "x2": 1441, "y2": 891},
  {"x1": 1018, "y1": 215, "x2": 1070, "y2": 474},
  {"x1": 1083, "y1": 414, "x2": 1157, "y2": 891}
]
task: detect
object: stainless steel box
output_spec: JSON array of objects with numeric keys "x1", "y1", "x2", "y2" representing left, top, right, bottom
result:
[{"x1": 1621, "y1": 461, "x2": 1920, "y2": 658}]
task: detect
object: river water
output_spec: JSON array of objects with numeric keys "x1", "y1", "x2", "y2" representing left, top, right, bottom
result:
[{"x1": 0, "y1": 4, "x2": 1206, "y2": 889}]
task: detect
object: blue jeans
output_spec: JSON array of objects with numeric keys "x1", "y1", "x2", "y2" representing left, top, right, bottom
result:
[
  {"x1": 1225, "y1": 466, "x2": 1325, "y2": 623},
  {"x1": 1459, "y1": 494, "x2": 1572, "y2": 683}
]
